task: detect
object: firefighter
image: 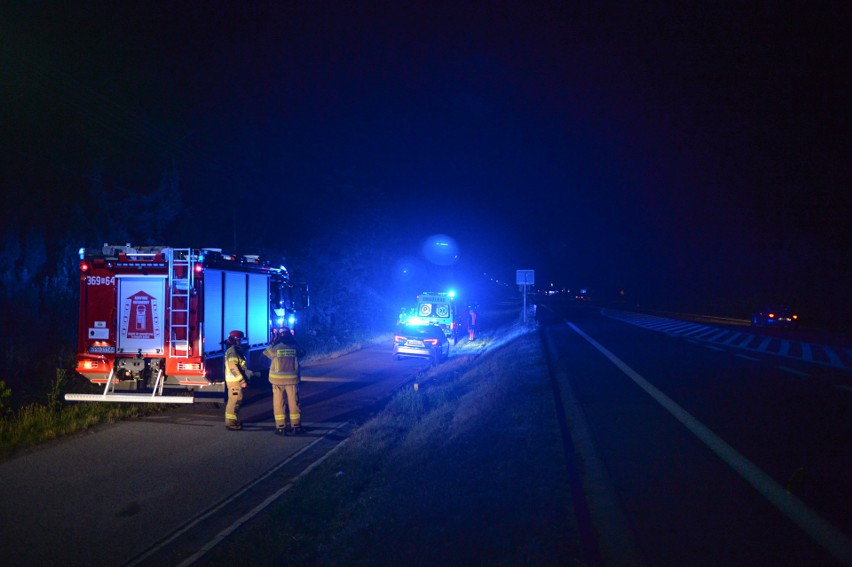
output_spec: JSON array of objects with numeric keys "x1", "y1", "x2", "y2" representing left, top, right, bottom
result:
[
  {"x1": 224, "y1": 329, "x2": 250, "y2": 431},
  {"x1": 468, "y1": 305, "x2": 478, "y2": 341},
  {"x1": 263, "y1": 326, "x2": 306, "y2": 435}
]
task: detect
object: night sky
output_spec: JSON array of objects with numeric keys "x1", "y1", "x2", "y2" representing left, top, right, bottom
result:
[{"x1": 2, "y1": 2, "x2": 849, "y2": 321}]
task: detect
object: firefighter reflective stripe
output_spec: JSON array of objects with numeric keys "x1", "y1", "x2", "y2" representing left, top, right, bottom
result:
[
  {"x1": 225, "y1": 412, "x2": 238, "y2": 420},
  {"x1": 226, "y1": 355, "x2": 245, "y2": 372},
  {"x1": 272, "y1": 384, "x2": 299, "y2": 428},
  {"x1": 264, "y1": 344, "x2": 299, "y2": 380},
  {"x1": 225, "y1": 346, "x2": 247, "y2": 380}
]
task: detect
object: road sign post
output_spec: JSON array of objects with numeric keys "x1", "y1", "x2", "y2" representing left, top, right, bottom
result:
[{"x1": 516, "y1": 270, "x2": 535, "y2": 323}]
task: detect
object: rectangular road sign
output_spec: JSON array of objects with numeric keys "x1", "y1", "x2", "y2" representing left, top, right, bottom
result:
[{"x1": 516, "y1": 269, "x2": 535, "y2": 286}]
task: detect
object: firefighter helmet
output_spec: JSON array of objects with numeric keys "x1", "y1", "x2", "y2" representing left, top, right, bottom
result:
[{"x1": 228, "y1": 330, "x2": 245, "y2": 344}]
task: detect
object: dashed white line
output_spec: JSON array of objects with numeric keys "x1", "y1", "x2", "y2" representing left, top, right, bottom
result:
[
  {"x1": 735, "y1": 354, "x2": 760, "y2": 361},
  {"x1": 723, "y1": 332, "x2": 743, "y2": 345},
  {"x1": 684, "y1": 326, "x2": 712, "y2": 337},
  {"x1": 778, "y1": 366, "x2": 810, "y2": 378},
  {"x1": 566, "y1": 321, "x2": 852, "y2": 566},
  {"x1": 823, "y1": 347, "x2": 842, "y2": 368},
  {"x1": 705, "y1": 329, "x2": 729, "y2": 341}
]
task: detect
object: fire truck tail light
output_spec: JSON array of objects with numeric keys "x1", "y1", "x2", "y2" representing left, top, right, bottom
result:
[
  {"x1": 82, "y1": 360, "x2": 98, "y2": 369},
  {"x1": 177, "y1": 362, "x2": 203, "y2": 371},
  {"x1": 194, "y1": 264, "x2": 203, "y2": 273},
  {"x1": 80, "y1": 261, "x2": 90, "y2": 273}
]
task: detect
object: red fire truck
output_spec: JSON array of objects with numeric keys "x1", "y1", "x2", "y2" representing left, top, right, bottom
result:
[{"x1": 67, "y1": 244, "x2": 308, "y2": 403}]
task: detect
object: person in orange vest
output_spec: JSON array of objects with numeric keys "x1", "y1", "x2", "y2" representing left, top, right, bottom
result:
[
  {"x1": 224, "y1": 330, "x2": 251, "y2": 431},
  {"x1": 264, "y1": 327, "x2": 306, "y2": 435},
  {"x1": 467, "y1": 305, "x2": 478, "y2": 341}
]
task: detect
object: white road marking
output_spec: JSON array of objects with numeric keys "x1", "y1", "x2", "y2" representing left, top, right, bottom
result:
[
  {"x1": 735, "y1": 354, "x2": 760, "y2": 361},
  {"x1": 684, "y1": 326, "x2": 712, "y2": 336},
  {"x1": 723, "y1": 332, "x2": 744, "y2": 345},
  {"x1": 823, "y1": 347, "x2": 842, "y2": 367},
  {"x1": 566, "y1": 321, "x2": 852, "y2": 566},
  {"x1": 801, "y1": 343, "x2": 813, "y2": 363},
  {"x1": 704, "y1": 329, "x2": 729, "y2": 341},
  {"x1": 603, "y1": 310, "x2": 852, "y2": 370},
  {"x1": 778, "y1": 366, "x2": 810, "y2": 378}
]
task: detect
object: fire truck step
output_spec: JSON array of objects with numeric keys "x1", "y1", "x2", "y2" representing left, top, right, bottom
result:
[{"x1": 64, "y1": 393, "x2": 195, "y2": 404}]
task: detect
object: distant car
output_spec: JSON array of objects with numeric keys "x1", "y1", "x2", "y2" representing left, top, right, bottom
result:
[
  {"x1": 751, "y1": 304, "x2": 798, "y2": 327},
  {"x1": 393, "y1": 324, "x2": 450, "y2": 364}
]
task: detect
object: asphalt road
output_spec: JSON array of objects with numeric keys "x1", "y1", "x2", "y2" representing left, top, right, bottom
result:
[
  {"x1": 540, "y1": 301, "x2": 852, "y2": 566},
  {"x1": 4, "y1": 304, "x2": 850, "y2": 566},
  {"x1": 0, "y1": 342, "x2": 429, "y2": 567}
]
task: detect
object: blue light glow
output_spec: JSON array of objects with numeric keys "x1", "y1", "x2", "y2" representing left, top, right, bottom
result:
[{"x1": 421, "y1": 234, "x2": 460, "y2": 266}]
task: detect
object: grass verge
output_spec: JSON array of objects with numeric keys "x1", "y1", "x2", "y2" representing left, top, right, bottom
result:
[
  {"x1": 0, "y1": 399, "x2": 163, "y2": 460},
  {"x1": 207, "y1": 317, "x2": 584, "y2": 566}
]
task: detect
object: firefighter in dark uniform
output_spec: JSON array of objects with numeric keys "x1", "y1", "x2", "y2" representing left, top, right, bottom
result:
[
  {"x1": 224, "y1": 330, "x2": 250, "y2": 431},
  {"x1": 263, "y1": 327, "x2": 306, "y2": 435}
]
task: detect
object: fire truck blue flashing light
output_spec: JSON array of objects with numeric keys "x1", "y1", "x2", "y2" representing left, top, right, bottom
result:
[
  {"x1": 78, "y1": 247, "x2": 85, "y2": 260},
  {"x1": 288, "y1": 314, "x2": 296, "y2": 326},
  {"x1": 448, "y1": 290, "x2": 456, "y2": 298}
]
